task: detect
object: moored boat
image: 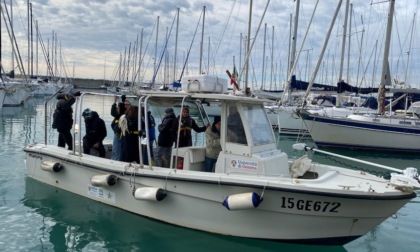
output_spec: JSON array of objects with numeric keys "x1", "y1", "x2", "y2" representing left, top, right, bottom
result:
[{"x1": 24, "y1": 79, "x2": 420, "y2": 245}]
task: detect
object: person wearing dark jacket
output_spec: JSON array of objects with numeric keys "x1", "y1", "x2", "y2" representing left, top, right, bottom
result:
[
  {"x1": 155, "y1": 108, "x2": 177, "y2": 167},
  {"x1": 122, "y1": 105, "x2": 140, "y2": 163},
  {"x1": 53, "y1": 90, "x2": 81, "y2": 150},
  {"x1": 82, "y1": 108, "x2": 107, "y2": 157},
  {"x1": 175, "y1": 106, "x2": 209, "y2": 147},
  {"x1": 110, "y1": 95, "x2": 126, "y2": 160},
  {"x1": 140, "y1": 107, "x2": 156, "y2": 165}
]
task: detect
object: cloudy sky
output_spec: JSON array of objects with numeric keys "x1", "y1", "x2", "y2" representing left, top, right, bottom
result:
[{"x1": 2, "y1": 0, "x2": 419, "y2": 89}]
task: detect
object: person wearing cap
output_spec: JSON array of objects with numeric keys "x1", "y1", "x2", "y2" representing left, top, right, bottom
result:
[
  {"x1": 205, "y1": 116, "x2": 222, "y2": 172},
  {"x1": 175, "y1": 106, "x2": 209, "y2": 148},
  {"x1": 82, "y1": 108, "x2": 107, "y2": 157},
  {"x1": 52, "y1": 90, "x2": 81, "y2": 150},
  {"x1": 156, "y1": 107, "x2": 177, "y2": 167},
  {"x1": 110, "y1": 95, "x2": 126, "y2": 160}
]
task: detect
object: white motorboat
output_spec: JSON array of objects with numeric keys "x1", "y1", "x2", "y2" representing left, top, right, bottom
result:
[{"x1": 24, "y1": 79, "x2": 420, "y2": 245}]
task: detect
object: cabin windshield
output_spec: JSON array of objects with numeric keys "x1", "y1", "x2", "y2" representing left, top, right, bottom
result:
[
  {"x1": 242, "y1": 103, "x2": 275, "y2": 146},
  {"x1": 227, "y1": 104, "x2": 248, "y2": 145}
]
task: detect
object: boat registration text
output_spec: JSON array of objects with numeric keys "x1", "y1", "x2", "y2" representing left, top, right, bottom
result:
[{"x1": 280, "y1": 197, "x2": 341, "y2": 213}]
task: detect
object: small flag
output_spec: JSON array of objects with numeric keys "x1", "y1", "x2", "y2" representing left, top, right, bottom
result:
[
  {"x1": 231, "y1": 66, "x2": 238, "y2": 85},
  {"x1": 226, "y1": 68, "x2": 240, "y2": 90}
]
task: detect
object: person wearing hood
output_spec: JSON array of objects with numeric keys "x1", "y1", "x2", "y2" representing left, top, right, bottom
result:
[
  {"x1": 82, "y1": 108, "x2": 107, "y2": 157},
  {"x1": 205, "y1": 116, "x2": 222, "y2": 172},
  {"x1": 155, "y1": 107, "x2": 177, "y2": 168},
  {"x1": 52, "y1": 90, "x2": 81, "y2": 150}
]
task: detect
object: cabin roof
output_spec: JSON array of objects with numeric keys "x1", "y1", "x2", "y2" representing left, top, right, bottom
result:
[{"x1": 134, "y1": 90, "x2": 271, "y2": 104}]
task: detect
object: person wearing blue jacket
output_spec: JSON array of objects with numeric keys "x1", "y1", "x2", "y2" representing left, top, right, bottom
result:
[{"x1": 82, "y1": 108, "x2": 107, "y2": 157}]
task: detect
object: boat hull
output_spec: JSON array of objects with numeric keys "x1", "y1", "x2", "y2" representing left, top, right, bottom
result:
[
  {"x1": 301, "y1": 111, "x2": 420, "y2": 152},
  {"x1": 266, "y1": 106, "x2": 310, "y2": 135},
  {"x1": 24, "y1": 144, "x2": 414, "y2": 245}
]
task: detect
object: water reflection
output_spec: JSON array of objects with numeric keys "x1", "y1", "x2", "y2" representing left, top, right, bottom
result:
[{"x1": 23, "y1": 178, "x2": 345, "y2": 252}]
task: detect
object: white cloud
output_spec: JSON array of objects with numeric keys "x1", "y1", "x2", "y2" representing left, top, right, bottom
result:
[{"x1": 1, "y1": 0, "x2": 419, "y2": 89}]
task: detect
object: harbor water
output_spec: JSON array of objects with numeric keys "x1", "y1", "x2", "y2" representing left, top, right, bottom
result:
[{"x1": 0, "y1": 96, "x2": 419, "y2": 251}]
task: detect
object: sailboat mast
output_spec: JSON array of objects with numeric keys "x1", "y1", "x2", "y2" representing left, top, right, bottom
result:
[
  {"x1": 262, "y1": 23, "x2": 266, "y2": 89},
  {"x1": 404, "y1": 13, "x2": 415, "y2": 84},
  {"x1": 154, "y1": 16, "x2": 159, "y2": 85},
  {"x1": 336, "y1": 0, "x2": 350, "y2": 106},
  {"x1": 289, "y1": 0, "x2": 299, "y2": 80},
  {"x1": 173, "y1": 7, "x2": 179, "y2": 81},
  {"x1": 199, "y1": 6, "x2": 205, "y2": 74},
  {"x1": 138, "y1": 28, "x2": 143, "y2": 84},
  {"x1": 27, "y1": 0, "x2": 30, "y2": 76},
  {"x1": 377, "y1": 0, "x2": 395, "y2": 114},
  {"x1": 11, "y1": 0, "x2": 14, "y2": 74},
  {"x1": 245, "y1": 0, "x2": 252, "y2": 95},
  {"x1": 304, "y1": 0, "x2": 343, "y2": 101},
  {"x1": 270, "y1": 25, "x2": 274, "y2": 90},
  {"x1": 338, "y1": 0, "x2": 349, "y2": 82},
  {"x1": 346, "y1": 3, "x2": 353, "y2": 82}
]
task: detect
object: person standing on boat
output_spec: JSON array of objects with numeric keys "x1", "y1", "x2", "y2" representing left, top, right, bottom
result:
[
  {"x1": 53, "y1": 90, "x2": 81, "y2": 150},
  {"x1": 122, "y1": 104, "x2": 140, "y2": 163},
  {"x1": 205, "y1": 116, "x2": 222, "y2": 172},
  {"x1": 110, "y1": 95, "x2": 126, "y2": 160},
  {"x1": 140, "y1": 107, "x2": 156, "y2": 165},
  {"x1": 175, "y1": 106, "x2": 209, "y2": 147},
  {"x1": 82, "y1": 108, "x2": 107, "y2": 157},
  {"x1": 156, "y1": 108, "x2": 177, "y2": 168}
]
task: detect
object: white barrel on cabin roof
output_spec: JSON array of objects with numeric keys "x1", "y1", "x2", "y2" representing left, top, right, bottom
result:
[{"x1": 181, "y1": 75, "x2": 228, "y2": 94}]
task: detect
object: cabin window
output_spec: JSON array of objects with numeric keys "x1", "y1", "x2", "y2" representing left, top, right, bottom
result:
[
  {"x1": 399, "y1": 121, "x2": 412, "y2": 125},
  {"x1": 242, "y1": 104, "x2": 275, "y2": 146},
  {"x1": 226, "y1": 105, "x2": 247, "y2": 145}
]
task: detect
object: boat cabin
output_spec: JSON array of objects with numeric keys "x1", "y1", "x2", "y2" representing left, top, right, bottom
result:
[
  {"x1": 132, "y1": 91, "x2": 289, "y2": 176},
  {"x1": 67, "y1": 88, "x2": 290, "y2": 177}
]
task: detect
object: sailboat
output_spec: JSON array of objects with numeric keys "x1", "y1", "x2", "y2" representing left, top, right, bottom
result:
[{"x1": 299, "y1": 0, "x2": 420, "y2": 153}]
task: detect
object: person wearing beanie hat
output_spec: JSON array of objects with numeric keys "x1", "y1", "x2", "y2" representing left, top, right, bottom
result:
[
  {"x1": 175, "y1": 106, "x2": 209, "y2": 148},
  {"x1": 82, "y1": 108, "x2": 92, "y2": 118},
  {"x1": 165, "y1": 107, "x2": 174, "y2": 114},
  {"x1": 82, "y1": 109, "x2": 107, "y2": 157},
  {"x1": 156, "y1": 107, "x2": 177, "y2": 167},
  {"x1": 205, "y1": 116, "x2": 222, "y2": 172}
]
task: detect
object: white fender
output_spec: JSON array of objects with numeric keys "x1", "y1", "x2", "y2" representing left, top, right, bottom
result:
[
  {"x1": 134, "y1": 187, "x2": 166, "y2": 201},
  {"x1": 222, "y1": 192, "x2": 263, "y2": 210},
  {"x1": 91, "y1": 174, "x2": 118, "y2": 187},
  {"x1": 41, "y1": 161, "x2": 63, "y2": 172}
]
